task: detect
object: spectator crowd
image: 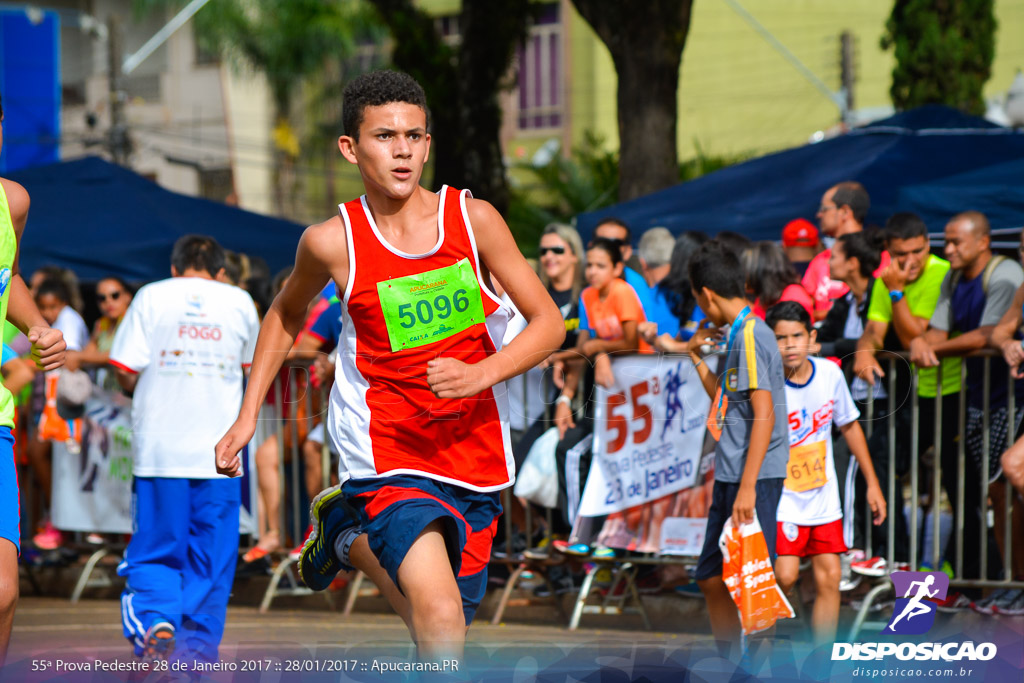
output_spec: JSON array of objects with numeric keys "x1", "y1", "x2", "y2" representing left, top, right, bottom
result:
[{"x1": 9, "y1": 181, "x2": 1024, "y2": 651}]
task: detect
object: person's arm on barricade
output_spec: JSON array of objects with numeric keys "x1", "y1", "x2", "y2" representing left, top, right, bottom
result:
[
  {"x1": 840, "y1": 420, "x2": 887, "y2": 525},
  {"x1": 910, "y1": 327, "x2": 997, "y2": 368},
  {"x1": 554, "y1": 336, "x2": 588, "y2": 438},
  {"x1": 580, "y1": 321, "x2": 638, "y2": 357},
  {"x1": 652, "y1": 332, "x2": 689, "y2": 354},
  {"x1": 853, "y1": 320, "x2": 887, "y2": 383},
  {"x1": 991, "y1": 282, "x2": 1024, "y2": 376}
]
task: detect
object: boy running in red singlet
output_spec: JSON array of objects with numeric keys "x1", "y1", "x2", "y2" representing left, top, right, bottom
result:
[{"x1": 215, "y1": 71, "x2": 564, "y2": 659}]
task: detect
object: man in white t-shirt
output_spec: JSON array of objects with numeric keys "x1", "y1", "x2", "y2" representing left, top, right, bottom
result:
[
  {"x1": 766, "y1": 301, "x2": 886, "y2": 646},
  {"x1": 110, "y1": 236, "x2": 260, "y2": 666}
]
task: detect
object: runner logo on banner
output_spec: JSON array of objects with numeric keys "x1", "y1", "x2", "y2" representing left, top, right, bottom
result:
[{"x1": 578, "y1": 355, "x2": 711, "y2": 517}]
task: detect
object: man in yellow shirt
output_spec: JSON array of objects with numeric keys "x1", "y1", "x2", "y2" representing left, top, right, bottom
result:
[{"x1": 853, "y1": 213, "x2": 958, "y2": 580}]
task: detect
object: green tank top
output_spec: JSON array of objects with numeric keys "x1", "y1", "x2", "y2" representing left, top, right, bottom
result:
[{"x1": 0, "y1": 184, "x2": 18, "y2": 428}]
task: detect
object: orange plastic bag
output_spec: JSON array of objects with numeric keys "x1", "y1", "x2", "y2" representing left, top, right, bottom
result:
[{"x1": 719, "y1": 511, "x2": 794, "y2": 636}]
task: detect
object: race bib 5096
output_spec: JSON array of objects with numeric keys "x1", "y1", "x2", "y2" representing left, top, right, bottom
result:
[{"x1": 376, "y1": 258, "x2": 485, "y2": 352}]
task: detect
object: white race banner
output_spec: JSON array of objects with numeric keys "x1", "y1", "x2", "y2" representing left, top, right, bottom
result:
[
  {"x1": 51, "y1": 385, "x2": 265, "y2": 536},
  {"x1": 52, "y1": 389, "x2": 134, "y2": 533},
  {"x1": 659, "y1": 517, "x2": 709, "y2": 556},
  {"x1": 578, "y1": 355, "x2": 711, "y2": 517}
]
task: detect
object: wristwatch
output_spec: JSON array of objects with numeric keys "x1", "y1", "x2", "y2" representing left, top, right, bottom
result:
[{"x1": 889, "y1": 290, "x2": 905, "y2": 303}]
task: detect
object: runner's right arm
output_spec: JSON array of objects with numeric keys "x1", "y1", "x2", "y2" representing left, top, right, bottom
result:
[
  {"x1": 215, "y1": 220, "x2": 344, "y2": 475},
  {"x1": 1, "y1": 178, "x2": 66, "y2": 371}
]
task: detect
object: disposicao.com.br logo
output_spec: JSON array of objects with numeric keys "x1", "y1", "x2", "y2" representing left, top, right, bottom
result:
[{"x1": 832, "y1": 571, "x2": 997, "y2": 662}]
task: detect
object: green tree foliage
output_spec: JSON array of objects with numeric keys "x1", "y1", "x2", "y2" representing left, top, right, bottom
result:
[
  {"x1": 569, "y1": 0, "x2": 695, "y2": 202},
  {"x1": 509, "y1": 134, "x2": 748, "y2": 250},
  {"x1": 366, "y1": 0, "x2": 536, "y2": 216},
  {"x1": 508, "y1": 132, "x2": 619, "y2": 248},
  {"x1": 138, "y1": 0, "x2": 376, "y2": 217},
  {"x1": 881, "y1": 0, "x2": 996, "y2": 115}
]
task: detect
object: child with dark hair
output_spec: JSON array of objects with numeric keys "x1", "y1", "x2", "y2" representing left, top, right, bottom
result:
[
  {"x1": 685, "y1": 240, "x2": 790, "y2": 652},
  {"x1": 742, "y1": 241, "x2": 814, "y2": 319},
  {"x1": 765, "y1": 301, "x2": 886, "y2": 646},
  {"x1": 555, "y1": 237, "x2": 650, "y2": 409},
  {"x1": 28, "y1": 277, "x2": 90, "y2": 550}
]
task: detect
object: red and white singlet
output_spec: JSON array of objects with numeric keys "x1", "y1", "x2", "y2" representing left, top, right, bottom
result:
[{"x1": 327, "y1": 186, "x2": 515, "y2": 491}]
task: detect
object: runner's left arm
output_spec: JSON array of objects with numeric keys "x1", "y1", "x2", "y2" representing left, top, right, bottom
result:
[
  {"x1": 216, "y1": 221, "x2": 339, "y2": 475},
  {"x1": 0, "y1": 178, "x2": 65, "y2": 370},
  {"x1": 426, "y1": 198, "x2": 564, "y2": 399}
]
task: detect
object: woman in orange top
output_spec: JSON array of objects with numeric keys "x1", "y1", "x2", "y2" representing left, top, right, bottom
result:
[{"x1": 555, "y1": 237, "x2": 651, "y2": 436}]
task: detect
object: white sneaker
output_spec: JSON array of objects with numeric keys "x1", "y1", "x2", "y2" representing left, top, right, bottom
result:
[
  {"x1": 971, "y1": 588, "x2": 1016, "y2": 615},
  {"x1": 851, "y1": 596, "x2": 894, "y2": 612},
  {"x1": 840, "y1": 550, "x2": 863, "y2": 591},
  {"x1": 991, "y1": 589, "x2": 1024, "y2": 616},
  {"x1": 996, "y1": 589, "x2": 1024, "y2": 616}
]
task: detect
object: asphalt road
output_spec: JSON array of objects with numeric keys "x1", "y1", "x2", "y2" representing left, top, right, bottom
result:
[{"x1": 5, "y1": 596, "x2": 714, "y2": 682}]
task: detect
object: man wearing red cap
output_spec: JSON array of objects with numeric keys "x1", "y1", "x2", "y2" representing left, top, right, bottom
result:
[{"x1": 782, "y1": 218, "x2": 820, "y2": 277}]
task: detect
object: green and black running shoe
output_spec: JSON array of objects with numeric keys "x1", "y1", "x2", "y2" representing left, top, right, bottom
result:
[{"x1": 298, "y1": 485, "x2": 359, "y2": 591}]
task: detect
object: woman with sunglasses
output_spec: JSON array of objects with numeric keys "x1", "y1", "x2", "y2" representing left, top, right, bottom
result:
[
  {"x1": 537, "y1": 224, "x2": 585, "y2": 360},
  {"x1": 66, "y1": 277, "x2": 133, "y2": 392}
]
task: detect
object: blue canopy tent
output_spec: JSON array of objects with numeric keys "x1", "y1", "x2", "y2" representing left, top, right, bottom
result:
[
  {"x1": 8, "y1": 156, "x2": 306, "y2": 282},
  {"x1": 898, "y1": 158, "x2": 1024, "y2": 236},
  {"x1": 576, "y1": 106, "x2": 1024, "y2": 243}
]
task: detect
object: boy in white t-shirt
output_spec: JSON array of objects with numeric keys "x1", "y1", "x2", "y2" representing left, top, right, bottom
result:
[{"x1": 766, "y1": 301, "x2": 887, "y2": 645}]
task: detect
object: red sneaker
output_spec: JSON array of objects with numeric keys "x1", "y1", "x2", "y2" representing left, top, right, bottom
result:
[
  {"x1": 850, "y1": 556, "x2": 908, "y2": 577},
  {"x1": 33, "y1": 521, "x2": 64, "y2": 550}
]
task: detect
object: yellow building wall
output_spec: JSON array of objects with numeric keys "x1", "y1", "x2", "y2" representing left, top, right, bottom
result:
[
  {"x1": 560, "y1": 0, "x2": 1024, "y2": 161},
  {"x1": 990, "y1": 1, "x2": 1024, "y2": 97}
]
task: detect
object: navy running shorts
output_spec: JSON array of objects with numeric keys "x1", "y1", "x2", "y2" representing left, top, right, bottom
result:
[
  {"x1": 343, "y1": 474, "x2": 502, "y2": 624},
  {"x1": 693, "y1": 478, "x2": 784, "y2": 581}
]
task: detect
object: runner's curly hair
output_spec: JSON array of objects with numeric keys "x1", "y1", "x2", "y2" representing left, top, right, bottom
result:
[{"x1": 342, "y1": 70, "x2": 429, "y2": 142}]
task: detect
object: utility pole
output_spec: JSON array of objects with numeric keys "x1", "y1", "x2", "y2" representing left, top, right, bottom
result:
[
  {"x1": 108, "y1": 15, "x2": 130, "y2": 165},
  {"x1": 840, "y1": 30, "x2": 856, "y2": 124}
]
